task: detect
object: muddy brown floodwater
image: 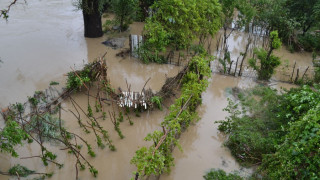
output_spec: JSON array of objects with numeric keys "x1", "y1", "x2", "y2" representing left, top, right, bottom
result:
[
  {"x1": 0, "y1": 0, "x2": 86, "y2": 107},
  {"x1": 0, "y1": 0, "x2": 309, "y2": 180}
]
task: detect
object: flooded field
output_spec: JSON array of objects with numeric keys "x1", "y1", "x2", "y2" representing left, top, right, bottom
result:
[
  {"x1": 0, "y1": 0, "x2": 309, "y2": 179},
  {"x1": 211, "y1": 30, "x2": 314, "y2": 82}
]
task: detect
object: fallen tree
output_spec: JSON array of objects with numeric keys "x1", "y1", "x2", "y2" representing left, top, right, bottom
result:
[{"x1": 131, "y1": 55, "x2": 212, "y2": 179}]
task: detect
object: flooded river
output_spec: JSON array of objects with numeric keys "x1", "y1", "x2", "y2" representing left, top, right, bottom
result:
[{"x1": 0, "y1": 0, "x2": 310, "y2": 180}]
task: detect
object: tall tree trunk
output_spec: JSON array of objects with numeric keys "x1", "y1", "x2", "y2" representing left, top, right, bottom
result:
[{"x1": 82, "y1": 0, "x2": 103, "y2": 38}]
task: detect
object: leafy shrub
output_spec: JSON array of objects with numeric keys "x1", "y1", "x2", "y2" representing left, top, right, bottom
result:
[
  {"x1": 217, "y1": 85, "x2": 320, "y2": 179},
  {"x1": 204, "y1": 169, "x2": 243, "y2": 180},
  {"x1": 151, "y1": 96, "x2": 163, "y2": 110},
  {"x1": 298, "y1": 33, "x2": 320, "y2": 52},
  {"x1": 217, "y1": 86, "x2": 280, "y2": 164},
  {"x1": 276, "y1": 85, "x2": 320, "y2": 123},
  {"x1": 138, "y1": 0, "x2": 221, "y2": 64},
  {"x1": 248, "y1": 48, "x2": 281, "y2": 80},
  {"x1": 111, "y1": 0, "x2": 138, "y2": 31},
  {"x1": 66, "y1": 64, "x2": 96, "y2": 90},
  {"x1": 137, "y1": 43, "x2": 168, "y2": 64},
  {"x1": 249, "y1": 31, "x2": 281, "y2": 80},
  {"x1": 0, "y1": 119, "x2": 29, "y2": 157},
  {"x1": 261, "y1": 105, "x2": 320, "y2": 179},
  {"x1": 137, "y1": 20, "x2": 171, "y2": 64}
]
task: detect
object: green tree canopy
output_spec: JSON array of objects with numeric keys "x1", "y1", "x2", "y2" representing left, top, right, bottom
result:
[
  {"x1": 111, "y1": 0, "x2": 138, "y2": 31},
  {"x1": 262, "y1": 104, "x2": 320, "y2": 179},
  {"x1": 140, "y1": 0, "x2": 222, "y2": 63},
  {"x1": 286, "y1": 0, "x2": 320, "y2": 34}
]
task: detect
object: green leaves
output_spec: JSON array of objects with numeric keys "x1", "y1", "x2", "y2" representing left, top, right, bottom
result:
[
  {"x1": 138, "y1": 19, "x2": 171, "y2": 63},
  {"x1": 204, "y1": 169, "x2": 243, "y2": 180},
  {"x1": 130, "y1": 146, "x2": 167, "y2": 176},
  {"x1": 89, "y1": 167, "x2": 98, "y2": 177},
  {"x1": 286, "y1": 0, "x2": 319, "y2": 34},
  {"x1": 262, "y1": 105, "x2": 320, "y2": 179},
  {"x1": 270, "y1": 30, "x2": 282, "y2": 49},
  {"x1": 111, "y1": 0, "x2": 138, "y2": 31},
  {"x1": 139, "y1": 0, "x2": 222, "y2": 63},
  {"x1": 66, "y1": 63, "x2": 96, "y2": 90},
  {"x1": 50, "y1": 81, "x2": 59, "y2": 86},
  {"x1": 8, "y1": 164, "x2": 35, "y2": 177},
  {"x1": 87, "y1": 144, "x2": 96, "y2": 157},
  {"x1": 0, "y1": 9, "x2": 9, "y2": 20},
  {"x1": 218, "y1": 85, "x2": 320, "y2": 179},
  {"x1": 151, "y1": 96, "x2": 163, "y2": 110},
  {"x1": 249, "y1": 31, "x2": 281, "y2": 80},
  {"x1": 217, "y1": 86, "x2": 283, "y2": 164},
  {"x1": 0, "y1": 120, "x2": 28, "y2": 157}
]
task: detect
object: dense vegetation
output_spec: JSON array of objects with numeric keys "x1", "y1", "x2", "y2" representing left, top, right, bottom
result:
[
  {"x1": 204, "y1": 169, "x2": 243, "y2": 180},
  {"x1": 0, "y1": 119, "x2": 29, "y2": 157},
  {"x1": 216, "y1": 85, "x2": 320, "y2": 179},
  {"x1": 137, "y1": 0, "x2": 222, "y2": 63}
]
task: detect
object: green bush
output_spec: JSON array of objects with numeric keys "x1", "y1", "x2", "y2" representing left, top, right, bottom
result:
[
  {"x1": 151, "y1": 96, "x2": 163, "y2": 110},
  {"x1": 217, "y1": 85, "x2": 320, "y2": 179},
  {"x1": 249, "y1": 31, "x2": 281, "y2": 80},
  {"x1": 276, "y1": 85, "x2": 320, "y2": 123},
  {"x1": 138, "y1": 0, "x2": 221, "y2": 64},
  {"x1": 0, "y1": 119, "x2": 29, "y2": 157},
  {"x1": 298, "y1": 33, "x2": 320, "y2": 52},
  {"x1": 217, "y1": 86, "x2": 280, "y2": 164},
  {"x1": 261, "y1": 105, "x2": 320, "y2": 179},
  {"x1": 111, "y1": 0, "x2": 138, "y2": 31},
  {"x1": 66, "y1": 63, "x2": 96, "y2": 90},
  {"x1": 204, "y1": 169, "x2": 243, "y2": 180}
]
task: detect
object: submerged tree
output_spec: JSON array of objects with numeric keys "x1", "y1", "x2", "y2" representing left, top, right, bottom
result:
[
  {"x1": 74, "y1": 0, "x2": 108, "y2": 38},
  {"x1": 219, "y1": 0, "x2": 239, "y2": 48},
  {"x1": 249, "y1": 30, "x2": 281, "y2": 80},
  {"x1": 139, "y1": 0, "x2": 222, "y2": 63},
  {"x1": 111, "y1": 0, "x2": 138, "y2": 31}
]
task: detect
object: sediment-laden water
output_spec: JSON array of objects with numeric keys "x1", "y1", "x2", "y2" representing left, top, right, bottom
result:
[{"x1": 0, "y1": 1, "x2": 309, "y2": 179}]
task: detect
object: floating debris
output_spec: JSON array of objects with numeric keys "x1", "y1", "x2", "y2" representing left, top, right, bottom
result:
[{"x1": 118, "y1": 91, "x2": 147, "y2": 109}]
